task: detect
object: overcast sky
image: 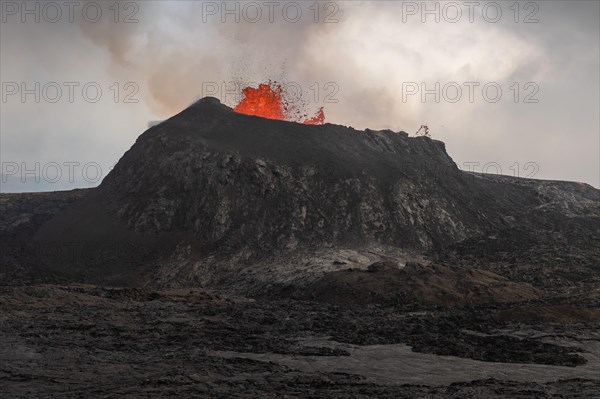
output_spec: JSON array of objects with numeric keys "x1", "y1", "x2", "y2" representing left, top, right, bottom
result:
[{"x1": 1, "y1": 0, "x2": 599, "y2": 192}]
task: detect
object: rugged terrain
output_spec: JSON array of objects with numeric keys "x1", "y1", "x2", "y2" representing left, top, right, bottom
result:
[
  {"x1": 2, "y1": 285, "x2": 599, "y2": 398},
  {"x1": 1, "y1": 97, "x2": 599, "y2": 397},
  {"x1": 0, "y1": 189, "x2": 88, "y2": 285}
]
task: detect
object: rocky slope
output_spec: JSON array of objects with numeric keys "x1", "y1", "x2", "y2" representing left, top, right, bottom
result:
[
  {"x1": 0, "y1": 189, "x2": 89, "y2": 284},
  {"x1": 292, "y1": 261, "x2": 542, "y2": 307},
  {"x1": 27, "y1": 97, "x2": 598, "y2": 292}
]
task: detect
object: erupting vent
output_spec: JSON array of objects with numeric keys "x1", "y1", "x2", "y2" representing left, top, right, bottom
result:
[{"x1": 234, "y1": 81, "x2": 325, "y2": 125}]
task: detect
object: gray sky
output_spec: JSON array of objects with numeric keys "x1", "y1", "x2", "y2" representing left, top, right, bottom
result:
[{"x1": 1, "y1": 0, "x2": 599, "y2": 192}]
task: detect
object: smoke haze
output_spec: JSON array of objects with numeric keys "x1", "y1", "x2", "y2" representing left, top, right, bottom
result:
[{"x1": 1, "y1": 1, "x2": 598, "y2": 191}]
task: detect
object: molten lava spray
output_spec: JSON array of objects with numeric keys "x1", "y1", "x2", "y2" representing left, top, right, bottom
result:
[
  {"x1": 234, "y1": 83, "x2": 285, "y2": 121},
  {"x1": 302, "y1": 107, "x2": 325, "y2": 125},
  {"x1": 234, "y1": 82, "x2": 325, "y2": 125}
]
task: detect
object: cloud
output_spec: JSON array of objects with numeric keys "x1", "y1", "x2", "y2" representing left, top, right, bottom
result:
[{"x1": 1, "y1": 0, "x2": 598, "y2": 191}]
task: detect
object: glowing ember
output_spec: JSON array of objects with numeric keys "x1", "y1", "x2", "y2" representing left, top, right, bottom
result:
[{"x1": 234, "y1": 81, "x2": 325, "y2": 125}]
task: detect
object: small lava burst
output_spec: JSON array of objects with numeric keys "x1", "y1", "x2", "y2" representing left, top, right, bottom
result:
[
  {"x1": 234, "y1": 81, "x2": 325, "y2": 125},
  {"x1": 302, "y1": 107, "x2": 325, "y2": 125}
]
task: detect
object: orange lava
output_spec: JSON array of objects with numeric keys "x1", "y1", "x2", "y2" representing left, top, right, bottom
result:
[
  {"x1": 234, "y1": 83, "x2": 285, "y2": 121},
  {"x1": 234, "y1": 82, "x2": 325, "y2": 125},
  {"x1": 302, "y1": 107, "x2": 325, "y2": 125}
]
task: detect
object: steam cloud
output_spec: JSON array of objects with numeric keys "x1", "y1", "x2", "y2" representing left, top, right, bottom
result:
[{"x1": 1, "y1": 0, "x2": 599, "y2": 188}]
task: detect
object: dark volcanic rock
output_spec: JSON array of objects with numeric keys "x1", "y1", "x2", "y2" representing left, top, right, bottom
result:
[
  {"x1": 0, "y1": 189, "x2": 89, "y2": 284},
  {"x1": 30, "y1": 97, "x2": 599, "y2": 290},
  {"x1": 294, "y1": 262, "x2": 541, "y2": 307},
  {"x1": 2, "y1": 285, "x2": 597, "y2": 398},
  {"x1": 367, "y1": 260, "x2": 399, "y2": 272}
]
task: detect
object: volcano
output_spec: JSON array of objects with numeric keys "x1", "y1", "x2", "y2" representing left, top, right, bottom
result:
[
  {"x1": 31, "y1": 97, "x2": 599, "y2": 290},
  {"x1": 4, "y1": 97, "x2": 600, "y2": 397}
]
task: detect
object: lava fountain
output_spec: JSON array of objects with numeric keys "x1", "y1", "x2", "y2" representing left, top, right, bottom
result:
[{"x1": 234, "y1": 81, "x2": 325, "y2": 125}]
